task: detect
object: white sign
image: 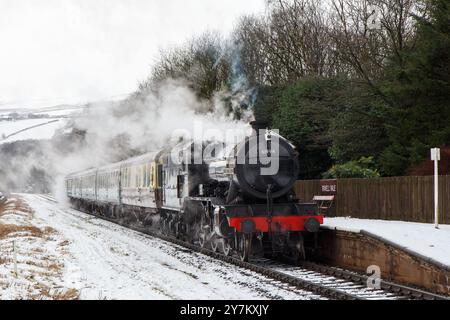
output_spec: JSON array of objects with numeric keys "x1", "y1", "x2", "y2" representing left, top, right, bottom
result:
[{"x1": 431, "y1": 148, "x2": 441, "y2": 161}]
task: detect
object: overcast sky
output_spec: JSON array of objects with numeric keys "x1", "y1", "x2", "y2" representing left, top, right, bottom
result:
[{"x1": 0, "y1": 0, "x2": 266, "y2": 109}]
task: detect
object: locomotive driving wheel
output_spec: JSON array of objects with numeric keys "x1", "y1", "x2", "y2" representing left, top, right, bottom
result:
[
  {"x1": 210, "y1": 236, "x2": 219, "y2": 253},
  {"x1": 290, "y1": 233, "x2": 306, "y2": 263},
  {"x1": 198, "y1": 214, "x2": 210, "y2": 248},
  {"x1": 174, "y1": 220, "x2": 184, "y2": 239},
  {"x1": 219, "y1": 239, "x2": 232, "y2": 256},
  {"x1": 237, "y1": 233, "x2": 252, "y2": 262},
  {"x1": 198, "y1": 229, "x2": 207, "y2": 248}
]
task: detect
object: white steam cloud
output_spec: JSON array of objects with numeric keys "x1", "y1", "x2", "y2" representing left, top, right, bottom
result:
[{"x1": 50, "y1": 78, "x2": 255, "y2": 202}]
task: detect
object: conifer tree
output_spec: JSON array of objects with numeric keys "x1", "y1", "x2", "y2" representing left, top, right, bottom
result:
[{"x1": 381, "y1": 0, "x2": 450, "y2": 175}]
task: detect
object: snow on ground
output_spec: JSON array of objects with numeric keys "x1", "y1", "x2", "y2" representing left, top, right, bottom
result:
[
  {"x1": 0, "y1": 197, "x2": 79, "y2": 299},
  {"x1": 323, "y1": 217, "x2": 450, "y2": 267},
  {"x1": 0, "y1": 118, "x2": 69, "y2": 145},
  {"x1": 0, "y1": 119, "x2": 56, "y2": 137},
  {"x1": 0, "y1": 104, "x2": 82, "y2": 144},
  {"x1": 10, "y1": 194, "x2": 320, "y2": 300},
  {"x1": 0, "y1": 105, "x2": 85, "y2": 118},
  {"x1": 0, "y1": 119, "x2": 67, "y2": 144},
  {"x1": 32, "y1": 107, "x2": 85, "y2": 117}
]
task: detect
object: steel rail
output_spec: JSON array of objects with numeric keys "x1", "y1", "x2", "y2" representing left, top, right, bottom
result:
[{"x1": 298, "y1": 261, "x2": 449, "y2": 301}]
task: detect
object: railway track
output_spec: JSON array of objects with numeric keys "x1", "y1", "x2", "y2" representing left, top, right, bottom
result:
[
  {"x1": 35, "y1": 194, "x2": 450, "y2": 301},
  {"x1": 296, "y1": 261, "x2": 448, "y2": 300}
]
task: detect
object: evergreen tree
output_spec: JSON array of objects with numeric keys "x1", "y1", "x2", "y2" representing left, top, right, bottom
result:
[
  {"x1": 269, "y1": 78, "x2": 338, "y2": 179},
  {"x1": 381, "y1": 0, "x2": 450, "y2": 176}
]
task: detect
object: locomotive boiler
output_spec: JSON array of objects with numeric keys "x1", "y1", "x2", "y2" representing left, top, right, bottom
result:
[{"x1": 65, "y1": 122, "x2": 323, "y2": 262}]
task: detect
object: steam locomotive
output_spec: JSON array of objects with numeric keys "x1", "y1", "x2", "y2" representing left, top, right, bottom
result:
[{"x1": 65, "y1": 122, "x2": 323, "y2": 262}]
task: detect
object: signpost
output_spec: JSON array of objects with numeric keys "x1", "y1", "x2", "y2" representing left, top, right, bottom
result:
[{"x1": 431, "y1": 148, "x2": 441, "y2": 229}]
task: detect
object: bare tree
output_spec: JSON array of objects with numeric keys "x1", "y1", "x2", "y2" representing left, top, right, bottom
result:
[
  {"x1": 139, "y1": 31, "x2": 230, "y2": 100},
  {"x1": 330, "y1": 0, "x2": 427, "y2": 87},
  {"x1": 236, "y1": 0, "x2": 339, "y2": 85},
  {"x1": 139, "y1": 0, "x2": 429, "y2": 97}
]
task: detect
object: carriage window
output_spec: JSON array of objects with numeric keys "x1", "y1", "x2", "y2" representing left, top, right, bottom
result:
[
  {"x1": 143, "y1": 166, "x2": 146, "y2": 187},
  {"x1": 145, "y1": 166, "x2": 148, "y2": 187},
  {"x1": 144, "y1": 165, "x2": 148, "y2": 187},
  {"x1": 142, "y1": 166, "x2": 145, "y2": 187},
  {"x1": 135, "y1": 167, "x2": 138, "y2": 187},
  {"x1": 150, "y1": 165, "x2": 154, "y2": 188},
  {"x1": 149, "y1": 165, "x2": 152, "y2": 187},
  {"x1": 135, "y1": 167, "x2": 139, "y2": 187},
  {"x1": 137, "y1": 167, "x2": 141, "y2": 187}
]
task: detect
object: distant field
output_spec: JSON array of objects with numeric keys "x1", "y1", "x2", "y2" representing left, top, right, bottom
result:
[
  {"x1": 0, "y1": 105, "x2": 82, "y2": 144},
  {"x1": 0, "y1": 119, "x2": 68, "y2": 144}
]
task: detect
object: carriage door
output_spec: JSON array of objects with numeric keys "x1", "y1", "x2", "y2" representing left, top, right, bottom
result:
[{"x1": 157, "y1": 164, "x2": 164, "y2": 206}]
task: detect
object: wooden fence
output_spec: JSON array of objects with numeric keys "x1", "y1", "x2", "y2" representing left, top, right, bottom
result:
[{"x1": 295, "y1": 176, "x2": 450, "y2": 224}]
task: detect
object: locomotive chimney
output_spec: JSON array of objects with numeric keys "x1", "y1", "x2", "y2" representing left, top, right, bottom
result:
[{"x1": 250, "y1": 121, "x2": 268, "y2": 134}]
